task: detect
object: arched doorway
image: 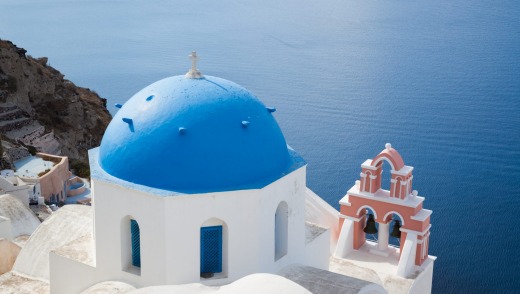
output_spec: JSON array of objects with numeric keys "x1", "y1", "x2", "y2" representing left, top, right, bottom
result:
[{"x1": 275, "y1": 201, "x2": 288, "y2": 261}]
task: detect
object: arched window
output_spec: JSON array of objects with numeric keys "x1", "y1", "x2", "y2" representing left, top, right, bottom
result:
[
  {"x1": 394, "y1": 176, "x2": 402, "y2": 199},
  {"x1": 364, "y1": 171, "x2": 372, "y2": 192},
  {"x1": 130, "y1": 219, "x2": 141, "y2": 267},
  {"x1": 121, "y1": 216, "x2": 141, "y2": 274},
  {"x1": 200, "y1": 218, "x2": 228, "y2": 278},
  {"x1": 275, "y1": 201, "x2": 288, "y2": 261}
]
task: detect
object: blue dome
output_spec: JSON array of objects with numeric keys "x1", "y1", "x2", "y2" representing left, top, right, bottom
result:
[{"x1": 99, "y1": 75, "x2": 294, "y2": 193}]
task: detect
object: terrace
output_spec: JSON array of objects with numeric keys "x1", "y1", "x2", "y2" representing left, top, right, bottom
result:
[{"x1": 13, "y1": 156, "x2": 54, "y2": 179}]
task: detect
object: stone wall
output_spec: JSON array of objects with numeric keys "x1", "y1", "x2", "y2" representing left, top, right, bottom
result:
[
  {"x1": 31, "y1": 132, "x2": 61, "y2": 155},
  {"x1": 0, "y1": 105, "x2": 17, "y2": 113},
  {"x1": 17, "y1": 126, "x2": 45, "y2": 145},
  {"x1": 0, "y1": 118, "x2": 31, "y2": 133}
]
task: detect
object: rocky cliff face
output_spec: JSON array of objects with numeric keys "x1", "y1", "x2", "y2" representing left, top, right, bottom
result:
[{"x1": 0, "y1": 39, "x2": 111, "y2": 168}]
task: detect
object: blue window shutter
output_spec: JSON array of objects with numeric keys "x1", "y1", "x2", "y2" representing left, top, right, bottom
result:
[
  {"x1": 200, "y1": 226, "x2": 222, "y2": 274},
  {"x1": 131, "y1": 219, "x2": 141, "y2": 267}
]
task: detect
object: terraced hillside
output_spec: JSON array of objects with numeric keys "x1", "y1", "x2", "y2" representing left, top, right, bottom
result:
[{"x1": 0, "y1": 39, "x2": 111, "y2": 170}]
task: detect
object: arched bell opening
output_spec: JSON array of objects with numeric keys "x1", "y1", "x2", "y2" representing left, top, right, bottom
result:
[
  {"x1": 376, "y1": 160, "x2": 393, "y2": 192},
  {"x1": 382, "y1": 211, "x2": 405, "y2": 255},
  {"x1": 362, "y1": 207, "x2": 379, "y2": 243},
  {"x1": 388, "y1": 214, "x2": 403, "y2": 247}
]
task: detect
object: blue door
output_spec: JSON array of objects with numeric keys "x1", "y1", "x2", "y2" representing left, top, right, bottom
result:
[
  {"x1": 131, "y1": 219, "x2": 141, "y2": 267},
  {"x1": 200, "y1": 226, "x2": 222, "y2": 274}
]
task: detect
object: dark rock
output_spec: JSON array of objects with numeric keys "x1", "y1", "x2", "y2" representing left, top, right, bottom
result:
[{"x1": 0, "y1": 39, "x2": 112, "y2": 170}]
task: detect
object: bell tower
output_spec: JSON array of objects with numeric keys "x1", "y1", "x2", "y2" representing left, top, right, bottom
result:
[{"x1": 334, "y1": 144, "x2": 433, "y2": 278}]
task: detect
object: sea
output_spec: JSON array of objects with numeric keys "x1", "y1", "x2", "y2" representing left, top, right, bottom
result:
[{"x1": 1, "y1": 0, "x2": 519, "y2": 292}]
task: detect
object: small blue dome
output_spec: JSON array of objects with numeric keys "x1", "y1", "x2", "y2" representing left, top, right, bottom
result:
[{"x1": 99, "y1": 75, "x2": 294, "y2": 193}]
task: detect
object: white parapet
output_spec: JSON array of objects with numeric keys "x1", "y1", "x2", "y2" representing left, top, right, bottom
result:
[
  {"x1": 333, "y1": 218, "x2": 354, "y2": 258},
  {"x1": 305, "y1": 187, "x2": 340, "y2": 252},
  {"x1": 396, "y1": 232, "x2": 417, "y2": 278}
]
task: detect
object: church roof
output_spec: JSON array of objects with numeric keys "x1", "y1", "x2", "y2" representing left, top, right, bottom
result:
[
  {"x1": 12, "y1": 205, "x2": 92, "y2": 281},
  {"x1": 0, "y1": 194, "x2": 40, "y2": 238},
  {"x1": 97, "y1": 74, "x2": 305, "y2": 194}
]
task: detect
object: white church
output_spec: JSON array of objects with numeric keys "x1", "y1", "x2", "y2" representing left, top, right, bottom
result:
[{"x1": 1, "y1": 53, "x2": 435, "y2": 294}]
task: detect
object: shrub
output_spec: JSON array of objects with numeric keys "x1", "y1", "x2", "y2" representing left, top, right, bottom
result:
[
  {"x1": 7, "y1": 75, "x2": 17, "y2": 92},
  {"x1": 70, "y1": 159, "x2": 90, "y2": 178},
  {"x1": 38, "y1": 169, "x2": 51, "y2": 177},
  {"x1": 27, "y1": 145, "x2": 37, "y2": 155}
]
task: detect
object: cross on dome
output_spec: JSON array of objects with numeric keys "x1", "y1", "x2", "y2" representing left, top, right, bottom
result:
[
  {"x1": 189, "y1": 51, "x2": 198, "y2": 70},
  {"x1": 185, "y1": 51, "x2": 203, "y2": 79}
]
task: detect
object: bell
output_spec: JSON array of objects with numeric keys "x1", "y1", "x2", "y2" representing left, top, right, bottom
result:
[
  {"x1": 363, "y1": 214, "x2": 378, "y2": 234},
  {"x1": 390, "y1": 220, "x2": 401, "y2": 238}
]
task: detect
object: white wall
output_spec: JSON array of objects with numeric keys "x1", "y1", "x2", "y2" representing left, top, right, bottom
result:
[
  {"x1": 305, "y1": 187, "x2": 340, "y2": 252},
  {"x1": 0, "y1": 217, "x2": 12, "y2": 240},
  {"x1": 0, "y1": 177, "x2": 30, "y2": 206},
  {"x1": 304, "y1": 228, "x2": 330, "y2": 270},
  {"x1": 258, "y1": 167, "x2": 307, "y2": 274},
  {"x1": 10, "y1": 190, "x2": 29, "y2": 207},
  {"x1": 408, "y1": 258, "x2": 435, "y2": 294},
  {"x1": 54, "y1": 166, "x2": 328, "y2": 292},
  {"x1": 92, "y1": 180, "x2": 166, "y2": 288},
  {"x1": 50, "y1": 253, "x2": 97, "y2": 294},
  {"x1": 13, "y1": 205, "x2": 91, "y2": 281},
  {"x1": 0, "y1": 194, "x2": 40, "y2": 239},
  {"x1": 162, "y1": 166, "x2": 308, "y2": 286}
]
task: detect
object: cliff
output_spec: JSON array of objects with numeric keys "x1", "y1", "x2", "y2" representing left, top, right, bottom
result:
[{"x1": 0, "y1": 39, "x2": 111, "y2": 170}]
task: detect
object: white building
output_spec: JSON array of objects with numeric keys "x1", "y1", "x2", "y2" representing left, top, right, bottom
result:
[
  {"x1": 0, "y1": 54, "x2": 434, "y2": 294},
  {"x1": 48, "y1": 54, "x2": 346, "y2": 293},
  {"x1": 0, "y1": 194, "x2": 41, "y2": 275},
  {"x1": 0, "y1": 170, "x2": 40, "y2": 207}
]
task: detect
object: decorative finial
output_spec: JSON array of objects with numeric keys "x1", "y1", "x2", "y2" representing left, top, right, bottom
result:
[
  {"x1": 385, "y1": 143, "x2": 392, "y2": 150},
  {"x1": 185, "y1": 51, "x2": 203, "y2": 79}
]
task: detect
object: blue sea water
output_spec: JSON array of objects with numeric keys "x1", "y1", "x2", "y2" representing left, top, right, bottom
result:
[{"x1": 1, "y1": 0, "x2": 519, "y2": 292}]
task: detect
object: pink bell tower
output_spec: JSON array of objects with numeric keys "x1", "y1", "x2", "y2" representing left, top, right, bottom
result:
[{"x1": 334, "y1": 144, "x2": 433, "y2": 278}]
